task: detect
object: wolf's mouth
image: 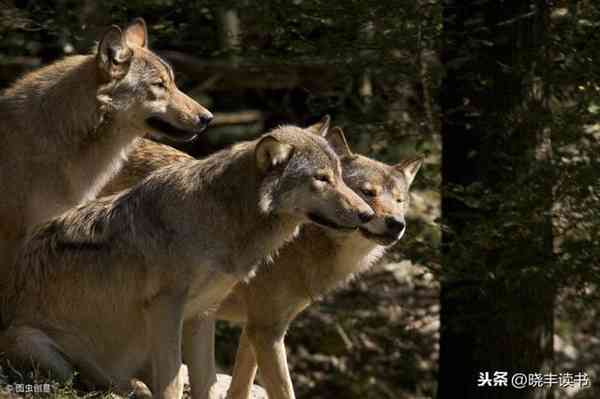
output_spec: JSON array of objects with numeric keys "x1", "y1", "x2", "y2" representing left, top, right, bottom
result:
[
  {"x1": 308, "y1": 212, "x2": 357, "y2": 232},
  {"x1": 146, "y1": 117, "x2": 199, "y2": 143},
  {"x1": 359, "y1": 227, "x2": 399, "y2": 246}
]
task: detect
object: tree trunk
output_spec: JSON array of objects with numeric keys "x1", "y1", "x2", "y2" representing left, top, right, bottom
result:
[
  {"x1": 218, "y1": 7, "x2": 240, "y2": 56},
  {"x1": 438, "y1": 1, "x2": 554, "y2": 398}
]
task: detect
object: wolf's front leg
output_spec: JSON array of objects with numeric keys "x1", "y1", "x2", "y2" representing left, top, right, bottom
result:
[
  {"x1": 226, "y1": 327, "x2": 258, "y2": 399},
  {"x1": 227, "y1": 327, "x2": 258, "y2": 399},
  {"x1": 183, "y1": 315, "x2": 219, "y2": 399},
  {"x1": 144, "y1": 294, "x2": 185, "y2": 399},
  {"x1": 246, "y1": 324, "x2": 295, "y2": 399}
]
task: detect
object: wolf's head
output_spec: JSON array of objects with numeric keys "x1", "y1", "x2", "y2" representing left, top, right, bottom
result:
[
  {"x1": 255, "y1": 116, "x2": 374, "y2": 231},
  {"x1": 324, "y1": 128, "x2": 422, "y2": 246},
  {"x1": 96, "y1": 18, "x2": 212, "y2": 142}
]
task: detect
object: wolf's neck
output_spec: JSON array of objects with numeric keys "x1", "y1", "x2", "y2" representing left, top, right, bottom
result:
[
  {"x1": 12, "y1": 56, "x2": 140, "y2": 211},
  {"x1": 211, "y1": 149, "x2": 304, "y2": 278},
  {"x1": 301, "y1": 226, "x2": 386, "y2": 297},
  {"x1": 6, "y1": 55, "x2": 107, "y2": 151},
  {"x1": 150, "y1": 144, "x2": 304, "y2": 279}
]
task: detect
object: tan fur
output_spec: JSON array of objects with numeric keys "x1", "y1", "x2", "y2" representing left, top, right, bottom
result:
[
  {"x1": 0, "y1": 122, "x2": 373, "y2": 399},
  {"x1": 0, "y1": 18, "x2": 212, "y2": 286},
  {"x1": 214, "y1": 142, "x2": 422, "y2": 399},
  {"x1": 100, "y1": 128, "x2": 421, "y2": 399},
  {"x1": 101, "y1": 137, "x2": 194, "y2": 196}
]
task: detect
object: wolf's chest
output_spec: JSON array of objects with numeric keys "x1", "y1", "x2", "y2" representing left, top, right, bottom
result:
[{"x1": 184, "y1": 270, "x2": 239, "y2": 319}]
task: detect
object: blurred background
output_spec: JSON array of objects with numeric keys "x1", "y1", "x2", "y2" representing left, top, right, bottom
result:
[{"x1": 1, "y1": 1, "x2": 600, "y2": 399}]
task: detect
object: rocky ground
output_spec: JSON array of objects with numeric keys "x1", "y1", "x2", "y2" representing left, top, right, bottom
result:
[
  {"x1": 214, "y1": 187, "x2": 442, "y2": 398},
  {"x1": 554, "y1": 290, "x2": 600, "y2": 398},
  {"x1": 213, "y1": 257, "x2": 440, "y2": 399}
]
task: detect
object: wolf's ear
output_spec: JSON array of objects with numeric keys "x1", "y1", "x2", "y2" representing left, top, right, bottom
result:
[
  {"x1": 325, "y1": 127, "x2": 353, "y2": 158},
  {"x1": 97, "y1": 25, "x2": 133, "y2": 81},
  {"x1": 124, "y1": 18, "x2": 148, "y2": 48},
  {"x1": 306, "y1": 115, "x2": 331, "y2": 136},
  {"x1": 394, "y1": 157, "x2": 423, "y2": 187},
  {"x1": 256, "y1": 136, "x2": 294, "y2": 172}
]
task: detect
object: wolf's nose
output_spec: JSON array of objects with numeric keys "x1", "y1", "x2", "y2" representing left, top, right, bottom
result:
[
  {"x1": 385, "y1": 216, "x2": 406, "y2": 236},
  {"x1": 197, "y1": 115, "x2": 213, "y2": 131},
  {"x1": 359, "y1": 210, "x2": 375, "y2": 223}
]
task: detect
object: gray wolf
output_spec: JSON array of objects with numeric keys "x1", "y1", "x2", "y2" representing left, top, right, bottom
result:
[
  {"x1": 104, "y1": 127, "x2": 421, "y2": 399},
  {"x1": 0, "y1": 119, "x2": 373, "y2": 399},
  {"x1": 0, "y1": 18, "x2": 212, "y2": 282},
  {"x1": 211, "y1": 128, "x2": 422, "y2": 399}
]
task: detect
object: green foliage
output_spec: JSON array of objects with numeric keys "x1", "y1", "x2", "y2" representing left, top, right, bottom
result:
[
  {"x1": 0, "y1": 1, "x2": 441, "y2": 398},
  {"x1": 441, "y1": 0, "x2": 600, "y2": 294},
  {"x1": 439, "y1": 1, "x2": 600, "y2": 396}
]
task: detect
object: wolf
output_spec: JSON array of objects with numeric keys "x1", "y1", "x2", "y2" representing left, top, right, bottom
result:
[
  {"x1": 208, "y1": 128, "x2": 422, "y2": 399},
  {"x1": 0, "y1": 119, "x2": 374, "y2": 399},
  {"x1": 103, "y1": 127, "x2": 421, "y2": 399},
  {"x1": 100, "y1": 137, "x2": 195, "y2": 196},
  {"x1": 0, "y1": 18, "x2": 212, "y2": 279}
]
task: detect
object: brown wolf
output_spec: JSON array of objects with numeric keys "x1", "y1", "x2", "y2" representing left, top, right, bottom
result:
[
  {"x1": 0, "y1": 119, "x2": 373, "y2": 399},
  {"x1": 208, "y1": 128, "x2": 422, "y2": 399},
  {"x1": 0, "y1": 18, "x2": 212, "y2": 280},
  {"x1": 100, "y1": 137, "x2": 195, "y2": 196},
  {"x1": 105, "y1": 128, "x2": 421, "y2": 399}
]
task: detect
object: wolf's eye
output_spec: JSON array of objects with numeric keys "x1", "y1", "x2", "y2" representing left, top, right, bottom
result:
[
  {"x1": 314, "y1": 174, "x2": 332, "y2": 184},
  {"x1": 152, "y1": 81, "x2": 167, "y2": 89},
  {"x1": 361, "y1": 188, "x2": 377, "y2": 197},
  {"x1": 396, "y1": 198, "x2": 404, "y2": 203}
]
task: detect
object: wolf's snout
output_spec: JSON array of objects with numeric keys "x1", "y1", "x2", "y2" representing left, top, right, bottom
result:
[
  {"x1": 196, "y1": 114, "x2": 213, "y2": 132},
  {"x1": 385, "y1": 216, "x2": 406, "y2": 237},
  {"x1": 359, "y1": 210, "x2": 375, "y2": 223}
]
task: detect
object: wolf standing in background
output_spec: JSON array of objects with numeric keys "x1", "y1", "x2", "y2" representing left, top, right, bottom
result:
[
  {"x1": 0, "y1": 18, "x2": 212, "y2": 279},
  {"x1": 0, "y1": 120, "x2": 373, "y2": 399}
]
